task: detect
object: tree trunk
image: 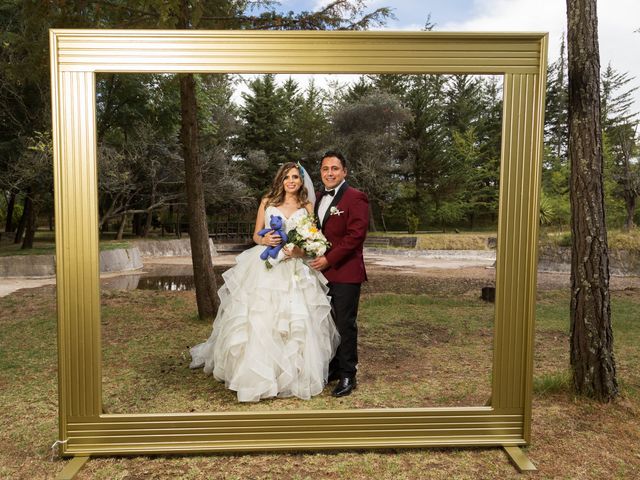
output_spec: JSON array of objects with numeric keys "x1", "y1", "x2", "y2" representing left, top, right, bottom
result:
[
  {"x1": 142, "y1": 211, "x2": 153, "y2": 237},
  {"x1": 623, "y1": 193, "x2": 636, "y2": 231},
  {"x1": 21, "y1": 197, "x2": 37, "y2": 249},
  {"x1": 14, "y1": 193, "x2": 30, "y2": 244},
  {"x1": 180, "y1": 73, "x2": 219, "y2": 319},
  {"x1": 175, "y1": 208, "x2": 181, "y2": 238},
  {"x1": 380, "y1": 205, "x2": 388, "y2": 232},
  {"x1": 116, "y1": 213, "x2": 127, "y2": 240},
  {"x1": 132, "y1": 212, "x2": 143, "y2": 236},
  {"x1": 5, "y1": 191, "x2": 16, "y2": 233},
  {"x1": 368, "y1": 204, "x2": 377, "y2": 232},
  {"x1": 567, "y1": 0, "x2": 618, "y2": 401},
  {"x1": 142, "y1": 187, "x2": 156, "y2": 237}
]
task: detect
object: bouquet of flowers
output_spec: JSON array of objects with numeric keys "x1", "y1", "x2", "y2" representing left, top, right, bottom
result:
[{"x1": 285, "y1": 214, "x2": 330, "y2": 258}]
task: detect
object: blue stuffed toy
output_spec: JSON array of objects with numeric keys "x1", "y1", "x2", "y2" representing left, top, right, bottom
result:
[{"x1": 257, "y1": 215, "x2": 289, "y2": 260}]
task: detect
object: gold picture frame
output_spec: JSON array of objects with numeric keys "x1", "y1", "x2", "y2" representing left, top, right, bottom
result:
[{"x1": 50, "y1": 29, "x2": 547, "y2": 469}]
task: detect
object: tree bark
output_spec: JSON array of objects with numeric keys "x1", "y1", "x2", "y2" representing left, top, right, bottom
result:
[
  {"x1": 567, "y1": 0, "x2": 618, "y2": 401},
  {"x1": 132, "y1": 212, "x2": 143, "y2": 236},
  {"x1": 21, "y1": 196, "x2": 37, "y2": 249},
  {"x1": 5, "y1": 191, "x2": 16, "y2": 233},
  {"x1": 624, "y1": 194, "x2": 636, "y2": 231},
  {"x1": 368, "y1": 204, "x2": 376, "y2": 232},
  {"x1": 142, "y1": 211, "x2": 153, "y2": 237},
  {"x1": 116, "y1": 213, "x2": 127, "y2": 240},
  {"x1": 142, "y1": 187, "x2": 156, "y2": 237},
  {"x1": 14, "y1": 193, "x2": 30, "y2": 244},
  {"x1": 180, "y1": 73, "x2": 219, "y2": 319}
]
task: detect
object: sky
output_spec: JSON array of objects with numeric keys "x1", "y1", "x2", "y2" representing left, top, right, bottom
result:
[{"x1": 263, "y1": 0, "x2": 640, "y2": 113}]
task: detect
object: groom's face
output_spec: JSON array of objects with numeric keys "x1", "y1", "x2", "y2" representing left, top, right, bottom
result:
[{"x1": 320, "y1": 156, "x2": 347, "y2": 190}]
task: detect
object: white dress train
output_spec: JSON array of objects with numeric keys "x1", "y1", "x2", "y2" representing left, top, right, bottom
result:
[{"x1": 189, "y1": 206, "x2": 340, "y2": 402}]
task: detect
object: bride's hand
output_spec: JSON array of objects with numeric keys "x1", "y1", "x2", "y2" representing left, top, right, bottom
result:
[
  {"x1": 283, "y1": 245, "x2": 304, "y2": 259},
  {"x1": 263, "y1": 231, "x2": 281, "y2": 246}
]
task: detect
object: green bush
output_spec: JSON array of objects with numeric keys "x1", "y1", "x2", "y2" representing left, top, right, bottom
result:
[
  {"x1": 539, "y1": 192, "x2": 556, "y2": 226},
  {"x1": 405, "y1": 212, "x2": 419, "y2": 234}
]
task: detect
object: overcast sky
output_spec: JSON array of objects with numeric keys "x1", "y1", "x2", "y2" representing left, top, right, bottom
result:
[{"x1": 266, "y1": 0, "x2": 640, "y2": 112}]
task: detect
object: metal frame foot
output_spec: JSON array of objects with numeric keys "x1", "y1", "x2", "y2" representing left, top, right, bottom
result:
[
  {"x1": 55, "y1": 455, "x2": 90, "y2": 480},
  {"x1": 504, "y1": 446, "x2": 536, "y2": 472}
]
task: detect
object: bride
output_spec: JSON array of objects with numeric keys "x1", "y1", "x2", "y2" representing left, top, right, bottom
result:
[{"x1": 189, "y1": 162, "x2": 340, "y2": 402}]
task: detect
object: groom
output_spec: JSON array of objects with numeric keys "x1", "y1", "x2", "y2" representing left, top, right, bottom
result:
[{"x1": 309, "y1": 151, "x2": 369, "y2": 397}]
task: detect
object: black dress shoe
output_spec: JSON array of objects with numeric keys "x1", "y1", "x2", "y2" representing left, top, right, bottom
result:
[
  {"x1": 332, "y1": 376, "x2": 356, "y2": 397},
  {"x1": 327, "y1": 370, "x2": 340, "y2": 383}
]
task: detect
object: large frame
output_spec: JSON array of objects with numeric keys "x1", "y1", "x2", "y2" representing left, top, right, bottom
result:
[{"x1": 50, "y1": 29, "x2": 546, "y2": 469}]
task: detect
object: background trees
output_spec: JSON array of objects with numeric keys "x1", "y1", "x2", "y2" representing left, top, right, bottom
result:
[
  {"x1": 3, "y1": 2, "x2": 638, "y2": 245},
  {"x1": 331, "y1": 90, "x2": 412, "y2": 231},
  {"x1": 601, "y1": 65, "x2": 640, "y2": 231}
]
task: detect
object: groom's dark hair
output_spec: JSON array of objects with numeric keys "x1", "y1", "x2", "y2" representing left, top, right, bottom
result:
[{"x1": 322, "y1": 150, "x2": 347, "y2": 169}]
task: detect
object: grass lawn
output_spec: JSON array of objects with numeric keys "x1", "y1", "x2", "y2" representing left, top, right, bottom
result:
[
  {"x1": 0, "y1": 231, "x2": 130, "y2": 257},
  {"x1": 0, "y1": 271, "x2": 639, "y2": 479}
]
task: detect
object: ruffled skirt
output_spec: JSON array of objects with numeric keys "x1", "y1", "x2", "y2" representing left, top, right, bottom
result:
[{"x1": 190, "y1": 246, "x2": 339, "y2": 402}]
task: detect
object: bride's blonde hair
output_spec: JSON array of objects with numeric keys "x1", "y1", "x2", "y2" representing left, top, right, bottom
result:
[{"x1": 263, "y1": 162, "x2": 310, "y2": 207}]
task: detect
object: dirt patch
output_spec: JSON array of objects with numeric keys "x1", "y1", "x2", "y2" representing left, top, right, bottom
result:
[
  {"x1": 363, "y1": 267, "x2": 494, "y2": 297},
  {"x1": 364, "y1": 261, "x2": 640, "y2": 296},
  {"x1": 360, "y1": 320, "x2": 455, "y2": 369}
]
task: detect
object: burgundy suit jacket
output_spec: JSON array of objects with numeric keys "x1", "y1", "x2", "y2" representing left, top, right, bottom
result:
[{"x1": 315, "y1": 183, "x2": 369, "y2": 284}]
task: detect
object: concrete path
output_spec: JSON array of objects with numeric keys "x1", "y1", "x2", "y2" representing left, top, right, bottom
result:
[
  {"x1": 0, "y1": 251, "x2": 495, "y2": 298},
  {"x1": 365, "y1": 250, "x2": 495, "y2": 270},
  {"x1": 0, "y1": 277, "x2": 56, "y2": 297}
]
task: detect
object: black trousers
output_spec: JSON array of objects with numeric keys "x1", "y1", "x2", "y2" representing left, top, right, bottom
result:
[{"x1": 328, "y1": 282, "x2": 361, "y2": 378}]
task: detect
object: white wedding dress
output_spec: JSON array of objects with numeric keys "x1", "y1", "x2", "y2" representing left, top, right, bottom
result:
[{"x1": 190, "y1": 206, "x2": 340, "y2": 402}]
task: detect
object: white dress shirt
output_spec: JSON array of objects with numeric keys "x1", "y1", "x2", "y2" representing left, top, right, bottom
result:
[{"x1": 317, "y1": 180, "x2": 346, "y2": 226}]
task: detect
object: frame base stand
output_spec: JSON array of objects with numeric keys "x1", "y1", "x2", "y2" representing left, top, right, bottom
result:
[
  {"x1": 504, "y1": 446, "x2": 536, "y2": 472},
  {"x1": 55, "y1": 455, "x2": 90, "y2": 480}
]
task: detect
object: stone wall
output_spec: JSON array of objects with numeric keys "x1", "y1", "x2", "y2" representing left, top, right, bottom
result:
[
  {"x1": 537, "y1": 245, "x2": 572, "y2": 273},
  {"x1": 99, "y1": 248, "x2": 143, "y2": 273},
  {"x1": 0, "y1": 254, "x2": 56, "y2": 277},
  {"x1": 538, "y1": 245, "x2": 640, "y2": 276},
  {"x1": 0, "y1": 248, "x2": 144, "y2": 277},
  {"x1": 133, "y1": 238, "x2": 217, "y2": 257},
  {"x1": 0, "y1": 238, "x2": 218, "y2": 277}
]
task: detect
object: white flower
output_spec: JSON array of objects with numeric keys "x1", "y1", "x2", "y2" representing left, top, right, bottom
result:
[
  {"x1": 308, "y1": 241, "x2": 327, "y2": 256},
  {"x1": 284, "y1": 213, "x2": 331, "y2": 259},
  {"x1": 298, "y1": 224, "x2": 312, "y2": 239},
  {"x1": 330, "y1": 206, "x2": 344, "y2": 216},
  {"x1": 286, "y1": 215, "x2": 302, "y2": 231}
]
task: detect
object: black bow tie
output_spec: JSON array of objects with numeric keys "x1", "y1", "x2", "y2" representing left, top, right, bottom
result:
[{"x1": 325, "y1": 189, "x2": 336, "y2": 196}]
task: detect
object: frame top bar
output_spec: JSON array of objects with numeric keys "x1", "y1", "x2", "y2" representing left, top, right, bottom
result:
[{"x1": 50, "y1": 29, "x2": 548, "y2": 74}]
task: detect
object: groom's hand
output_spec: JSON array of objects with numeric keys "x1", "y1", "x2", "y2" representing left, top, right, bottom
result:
[{"x1": 309, "y1": 256, "x2": 329, "y2": 271}]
